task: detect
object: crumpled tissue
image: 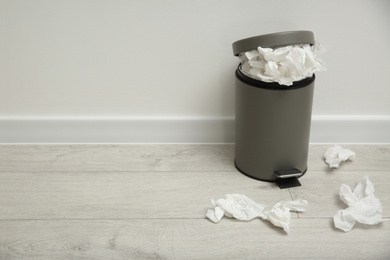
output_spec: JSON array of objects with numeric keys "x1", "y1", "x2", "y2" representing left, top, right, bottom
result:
[
  {"x1": 239, "y1": 42, "x2": 326, "y2": 86},
  {"x1": 334, "y1": 176, "x2": 388, "y2": 232},
  {"x1": 324, "y1": 145, "x2": 355, "y2": 168},
  {"x1": 206, "y1": 194, "x2": 308, "y2": 233}
]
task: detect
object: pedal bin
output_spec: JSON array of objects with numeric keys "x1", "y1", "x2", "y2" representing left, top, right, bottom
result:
[{"x1": 232, "y1": 31, "x2": 316, "y2": 188}]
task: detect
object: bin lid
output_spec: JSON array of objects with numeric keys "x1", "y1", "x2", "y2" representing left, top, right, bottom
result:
[{"x1": 232, "y1": 31, "x2": 315, "y2": 56}]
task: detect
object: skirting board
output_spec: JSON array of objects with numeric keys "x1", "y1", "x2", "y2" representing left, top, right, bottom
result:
[{"x1": 0, "y1": 116, "x2": 389, "y2": 144}]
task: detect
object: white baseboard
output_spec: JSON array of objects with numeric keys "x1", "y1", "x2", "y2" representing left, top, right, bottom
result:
[
  {"x1": 0, "y1": 116, "x2": 389, "y2": 144},
  {"x1": 310, "y1": 116, "x2": 390, "y2": 144},
  {"x1": 0, "y1": 116, "x2": 235, "y2": 144}
]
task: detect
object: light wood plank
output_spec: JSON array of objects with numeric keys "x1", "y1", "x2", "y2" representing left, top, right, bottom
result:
[
  {"x1": 291, "y1": 171, "x2": 390, "y2": 218},
  {"x1": 1, "y1": 144, "x2": 389, "y2": 172},
  {"x1": 1, "y1": 144, "x2": 390, "y2": 259},
  {"x1": 0, "y1": 219, "x2": 389, "y2": 260},
  {"x1": 0, "y1": 171, "x2": 292, "y2": 220},
  {"x1": 0, "y1": 144, "x2": 236, "y2": 172}
]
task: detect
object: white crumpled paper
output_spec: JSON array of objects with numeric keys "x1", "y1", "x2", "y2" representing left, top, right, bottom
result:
[
  {"x1": 324, "y1": 145, "x2": 356, "y2": 168},
  {"x1": 239, "y1": 42, "x2": 326, "y2": 86},
  {"x1": 334, "y1": 176, "x2": 388, "y2": 232},
  {"x1": 206, "y1": 194, "x2": 308, "y2": 233}
]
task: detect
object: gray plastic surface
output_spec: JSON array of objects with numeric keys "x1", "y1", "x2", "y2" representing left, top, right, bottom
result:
[
  {"x1": 234, "y1": 72, "x2": 314, "y2": 181},
  {"x1": 232, "y1": 30, "x2": 314, "y2": 56}
]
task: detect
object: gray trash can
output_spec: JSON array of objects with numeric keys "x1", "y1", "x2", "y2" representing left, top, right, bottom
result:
[{"x1": 232, "y1": 31, "x2": 316, "y2": 188}]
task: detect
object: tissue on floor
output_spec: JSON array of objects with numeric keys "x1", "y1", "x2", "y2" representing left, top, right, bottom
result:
[
  {"x1": 264, "y1": 200, "x2": 309, "y2": 233},
  {"x1": 324, "y1": 145, "x2": 355, "y2": 168},
  {"x1": 334, "y1": 176, "x2": 388, "y2": 232},
  {"x1": 206, "y1": 194, "x2": 308, "y2": 233},
  {"x1": 238, "y1": 42, "x2": 326, "y2": 86}
]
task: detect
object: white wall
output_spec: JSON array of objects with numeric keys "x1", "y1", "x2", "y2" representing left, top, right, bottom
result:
[{"x1": 1, "y1": 0, "x2": 390, "y2": 143}]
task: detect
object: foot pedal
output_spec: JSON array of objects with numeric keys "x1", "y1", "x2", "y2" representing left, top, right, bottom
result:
[{"x1": 274, "y1": 169, "x2": 303, "y2": 189}]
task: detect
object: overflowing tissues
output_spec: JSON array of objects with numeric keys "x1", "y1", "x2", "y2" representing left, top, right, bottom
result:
[
  {"x1": 206, "y1": 194, "x2": 308, "y2": 233},
  {"x1": 324, "y1": 145, "x2": 356, "y2": 168},
  {"x1": 239, "y1": 42, "x2": 326, "y2": 86},
  {"x1": 334, "y1": 176, "x2": 388, "y2": 232}
]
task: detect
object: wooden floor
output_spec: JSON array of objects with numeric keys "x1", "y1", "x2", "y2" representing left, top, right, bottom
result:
[{"x1": 0, "y1": 144, "x2": 389, "y2": 259}]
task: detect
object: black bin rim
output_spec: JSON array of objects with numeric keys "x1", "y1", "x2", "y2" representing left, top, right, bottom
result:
[{"x1": 235, "y1": 66, "x2": 315, "y2": 91}]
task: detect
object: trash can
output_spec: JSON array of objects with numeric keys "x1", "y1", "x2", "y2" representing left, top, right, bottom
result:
[{"x1": 232, "y1": 31, "x2": 317, "y2": 188}]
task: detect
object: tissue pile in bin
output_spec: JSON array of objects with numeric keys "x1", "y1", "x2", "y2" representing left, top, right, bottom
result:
[{"x1": 239, "y1": 43, "x2": 327, "y2": 86}]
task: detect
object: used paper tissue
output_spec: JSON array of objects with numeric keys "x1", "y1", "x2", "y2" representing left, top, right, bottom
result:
[
  {"x1": 239, "y1": 42, "x2": 326, "y2": 86},
  {"x1": 206, "y1": 194, "x2": 308, "y2": 233},
  {"x1": 334, "y1": 176, "x2": 388, "y2": 232},
  {"x1": 324, "y1": 145, "x2": 355, "y2": 168}
]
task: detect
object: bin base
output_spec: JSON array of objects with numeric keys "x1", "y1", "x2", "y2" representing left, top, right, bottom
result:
[{"x1": 234, "y1": 159, "x2": 307, "y2": 188}]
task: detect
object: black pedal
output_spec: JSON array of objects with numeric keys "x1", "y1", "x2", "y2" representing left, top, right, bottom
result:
[
  {"x1": 276, "y1": 177, "x2": 301, "y2": 189},
  {"x1": 274, "y1": 169, "x2": 303, "y2": 189}
]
